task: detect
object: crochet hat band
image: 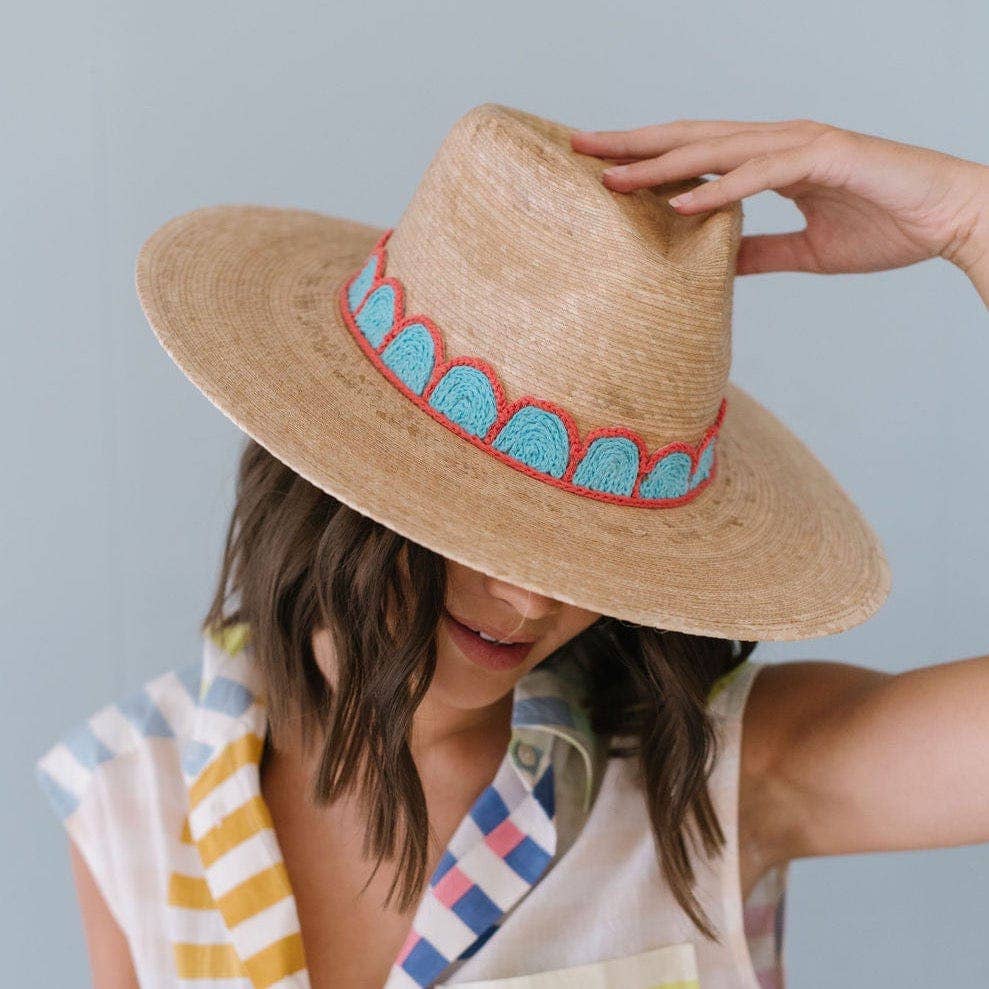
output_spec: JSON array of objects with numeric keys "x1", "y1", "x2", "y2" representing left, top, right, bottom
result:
[{"x1": 340, "y1": 231, "x2": 725, "y2": 509}]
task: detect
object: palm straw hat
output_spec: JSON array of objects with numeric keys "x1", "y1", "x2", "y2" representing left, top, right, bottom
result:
[{"x1": 135, "y1": 103, "x2": 890, "y2": 641}]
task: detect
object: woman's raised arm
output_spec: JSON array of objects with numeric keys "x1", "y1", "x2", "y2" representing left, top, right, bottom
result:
[
  {"x1": 739, "y1": 654, "x2": 989, "y2": 865},
  {"x1": 574, "y1": 116, "x2": 989, "y2": 866}
]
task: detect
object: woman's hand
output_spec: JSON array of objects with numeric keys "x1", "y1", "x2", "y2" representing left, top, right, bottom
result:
[{"x1": 571, "y1": 119, "x2": 989, "y2": 305}]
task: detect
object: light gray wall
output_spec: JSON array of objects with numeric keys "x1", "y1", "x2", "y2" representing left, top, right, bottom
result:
[{"x1": 5, "y1": 0, "x2": 987, "y2": 984}]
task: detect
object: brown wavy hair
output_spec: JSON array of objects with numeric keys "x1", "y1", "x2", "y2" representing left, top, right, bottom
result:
[{"x1": 204, "y1": 438, "x2": 757, "y2": 941}]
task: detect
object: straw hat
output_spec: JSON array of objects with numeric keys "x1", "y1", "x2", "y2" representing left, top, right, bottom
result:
[{"x1": 135, "y1": 103, "x2": 890, "y2": 641}]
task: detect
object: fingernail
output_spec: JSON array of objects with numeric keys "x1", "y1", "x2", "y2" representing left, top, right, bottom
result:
[
  {"x1": 668, "y1": 191, "x2": 694, "y2": 209},
  {"x1": 602, "y1": 165, "x2": 626, "y2": 176}
]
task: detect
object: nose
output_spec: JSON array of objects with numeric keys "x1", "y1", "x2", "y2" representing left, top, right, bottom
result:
[{"x1": 483, "y1": 575, "x2": 561, "y2": 622}]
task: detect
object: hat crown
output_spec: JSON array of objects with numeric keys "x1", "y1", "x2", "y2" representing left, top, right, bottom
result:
[{"x1": 384, "y1": 104, "x2": 742, "y2": 450}]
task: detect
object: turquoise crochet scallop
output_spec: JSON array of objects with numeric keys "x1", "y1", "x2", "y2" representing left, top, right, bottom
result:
[
  {"x1": 492, "y1": 406, "x2": 570, "y2": 479},
  {"x1": 347, "y1": 256, "x2": 378, "y2": 313},
  {"x1": 571, "y1": 436, "x2": 639, "y2": 496},
  {"x1": 381, "y1": 323, "x2": 435, "y2": 396},
  {"x1": 640, "y1": 451, "x2": 693, "y2": 500},
  {"x1": 355, "y1": 284, "x2": 396, "y2": 348},
  {"x1": 428, "y1": 365, "x2": 499, "y2": 438},
  {"x1": 693, "y1": 440, "x2": 716, "y2": 486}
]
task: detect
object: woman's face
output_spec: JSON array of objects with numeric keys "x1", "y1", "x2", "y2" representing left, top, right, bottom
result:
[
  {"x1": 311, "y1": 554, "x2": 601, "y2": 731},
  {"x1": 434, "y1": 558, "x2": 601, "y2": 713}
]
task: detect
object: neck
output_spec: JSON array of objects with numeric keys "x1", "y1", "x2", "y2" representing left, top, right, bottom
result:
[
  {"x1": 407, "y1": 688, "x2": 513, "y2": 764},
  {"x1": 285, "y1": 629, "x2": 513, "y2": 775}
]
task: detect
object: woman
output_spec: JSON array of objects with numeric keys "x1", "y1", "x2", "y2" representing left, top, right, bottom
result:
[{"x1": 36, "y1": 105, "x2": 988, "y2": 988}]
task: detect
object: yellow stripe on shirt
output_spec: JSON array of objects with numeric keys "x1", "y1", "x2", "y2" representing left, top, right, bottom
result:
[
  {"x1": 188, "y1": 732, "x2": 264, "y2": 810},
  {"x1": 243, "y1": 932, "x2": 307, "y2": 988},
  {"x1": 173, "y1": 941, "x2": 247, "y2": 979},
  {"x1": 167, "y1": 872, "x2": 215, "y2": 910},
  {"x1": 217, "y1": 861, "x2": 294, "y2": 928},
  {"x1": 197, "y1": 793, "x2": 273, "y2": 867}
]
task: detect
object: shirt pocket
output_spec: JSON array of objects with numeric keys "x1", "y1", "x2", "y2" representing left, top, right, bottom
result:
[{"x1": 444, "y1": 940, "x2": 699, "y2": 988}]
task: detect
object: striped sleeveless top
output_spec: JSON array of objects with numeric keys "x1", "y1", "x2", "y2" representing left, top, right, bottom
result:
[{"x1": 35, "y1": 625, "x2": 787, "y2": 987}]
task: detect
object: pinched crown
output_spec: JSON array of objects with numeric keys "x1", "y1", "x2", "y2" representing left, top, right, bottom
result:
[
  {"x1": 386, "y1": 104, "x2": 740, "y2": 447},
  {"x1": 338, "y1": 104, "x2": 742, "y2": 507}
]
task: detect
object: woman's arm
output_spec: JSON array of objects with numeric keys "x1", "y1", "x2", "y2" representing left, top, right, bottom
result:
[
  {"x1": 573, "y1": 117, "x2": 989, "y2": 865},
  {"x1": 68, "y1": 839, "x2": 140, "y2": 988},
  {"x1": 572, "y1": 118, "x2": 989, "y2": 305},
  {"x1": 739, "y1": 656, "x2": 989, "y2": 867}
]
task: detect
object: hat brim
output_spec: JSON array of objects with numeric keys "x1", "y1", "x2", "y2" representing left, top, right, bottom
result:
[{"x1": 136, "y1": 204, "x2": 890, "y2": 641}]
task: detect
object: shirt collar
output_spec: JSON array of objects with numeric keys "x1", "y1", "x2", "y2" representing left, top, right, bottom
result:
[
  {"x1": 179, "y1": 623, "x2": 600, "y2": 989},
  {"x1": 184, "y1": 623, "x2": 600, "y2": 810}
]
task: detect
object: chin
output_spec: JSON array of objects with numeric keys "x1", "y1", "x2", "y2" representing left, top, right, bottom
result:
[{"x1": 429, "y1": 630, "x2": 528, "y2": 711}]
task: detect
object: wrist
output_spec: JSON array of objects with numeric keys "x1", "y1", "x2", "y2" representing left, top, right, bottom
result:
[
  {"x1": 944, "y1": 167, "x2": 989, "y2": 307},
  {"x1": 957, "y1": 232, "x2": 989, "y2": 308},
  {"x1": 965, "y1": 249, "x2": 989, "y2": 308}
]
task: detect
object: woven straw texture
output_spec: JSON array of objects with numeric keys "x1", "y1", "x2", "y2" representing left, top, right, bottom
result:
[{"x1": 135, "y1": 103, "x2": 890, "y2": 640}]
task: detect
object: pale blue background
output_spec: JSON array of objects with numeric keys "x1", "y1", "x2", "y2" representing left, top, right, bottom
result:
[{"x1": 5, "y1": 0, "x2": 988, "y2": 984}]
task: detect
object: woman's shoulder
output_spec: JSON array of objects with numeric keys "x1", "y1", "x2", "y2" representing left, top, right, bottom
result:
[
  {"x1": 33, "y1": 624, "x2": 257, "y2": 940},
  {"x1": 34, "y1": 655, "x2": 203, "y2": 822},
  {"x1": 31, "y1": 625, "x2": 257, "y2": 824},
  {"x1": 738, "y1": 657, "x2": 883, "y2": 770}
]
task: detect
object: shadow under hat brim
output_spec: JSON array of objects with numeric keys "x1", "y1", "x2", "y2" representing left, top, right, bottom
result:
[{"x1": 136, "y1": 204, "x2": 890, "y2": 642}]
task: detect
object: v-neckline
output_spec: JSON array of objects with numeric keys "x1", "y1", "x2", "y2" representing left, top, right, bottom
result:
[{"x1": 179, "y1": 630, "x2": 591, "y2": 988}]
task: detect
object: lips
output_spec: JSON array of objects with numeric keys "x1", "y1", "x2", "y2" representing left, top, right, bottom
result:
[
  {"x1": 442, "y1": 609, "x2": 536, "y2": 671},
  {"x1": 443, "y1": 608, "x2": 537, "y2": 644}
]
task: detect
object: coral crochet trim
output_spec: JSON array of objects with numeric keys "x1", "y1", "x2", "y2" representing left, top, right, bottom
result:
[{"x1": 337, "y1": 230, "x2": 725, "y2": 508}]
